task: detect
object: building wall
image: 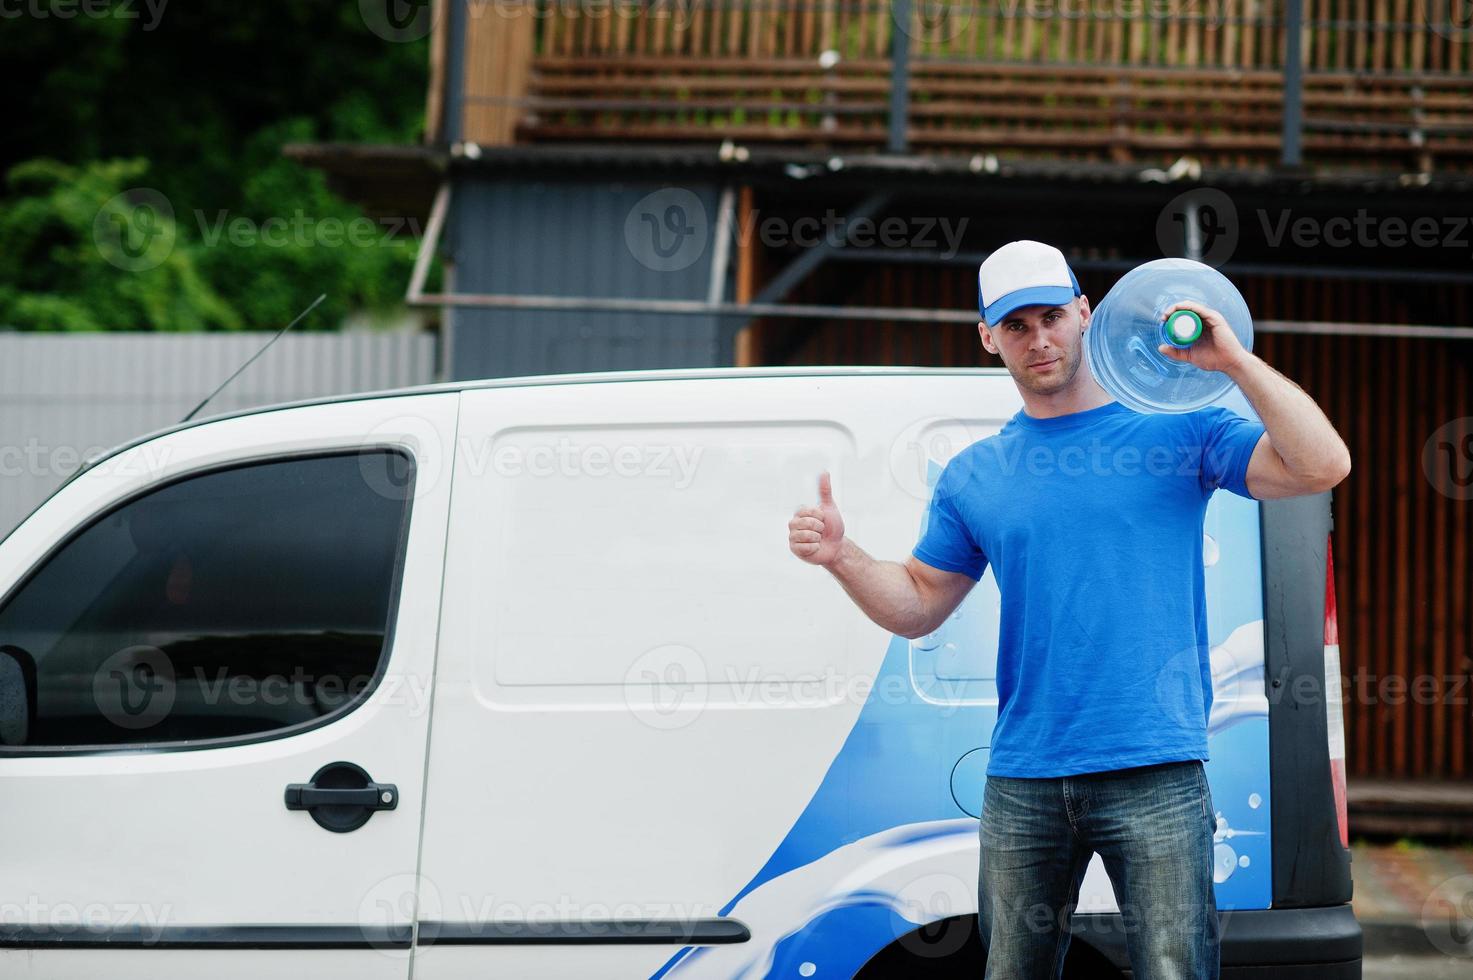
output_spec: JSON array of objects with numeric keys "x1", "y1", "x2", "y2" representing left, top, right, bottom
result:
[
  {"x1": 0, "y1": 330, "x2": 435, "y2": 535},
  {"x1": 446, "y1": 177, "x2": 723, "y2": 380}
]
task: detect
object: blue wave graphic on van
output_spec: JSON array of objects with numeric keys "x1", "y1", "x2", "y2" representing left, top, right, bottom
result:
[{"x1": 656, "y1": 400, "x2": 1272, "y2": 978}]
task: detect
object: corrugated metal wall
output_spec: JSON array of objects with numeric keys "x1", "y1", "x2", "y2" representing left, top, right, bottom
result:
[
  {"x1": 446, "y1": 178, "x2": 722, "y2": 380},
  {"x1": 0, "y1": 331, "x2": 436, "y2": 535},
  {"x1": 752, "y1": 264, "x2": 1473, "y2": 782},
  {"x1": 1263, "y1": 332, "x2": 1472, "y2": 783}
]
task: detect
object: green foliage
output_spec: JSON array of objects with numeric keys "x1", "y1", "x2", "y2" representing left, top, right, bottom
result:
[
  {"x1": 0, "y1": 1, "x2": 428, "y2": 331},
  {"x1": 0, "y1": 159, "x2": 238, "y2": 332},
  {"x1": 189, "y1": 120, "x2": 417, "y2": 330}
]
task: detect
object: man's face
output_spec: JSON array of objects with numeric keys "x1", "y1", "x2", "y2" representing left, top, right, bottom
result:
[{"x1": 978, "y1": 296, "x2": 1092, "y2": 396}]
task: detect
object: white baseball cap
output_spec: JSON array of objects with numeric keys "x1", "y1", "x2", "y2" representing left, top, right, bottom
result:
[{"x1": 977, "y1": 240, "x2": 1081, "y2": 324}]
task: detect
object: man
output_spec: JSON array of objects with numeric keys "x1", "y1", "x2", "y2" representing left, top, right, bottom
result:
[{"x1": 786, "y1": 240, "x2": 1350, "y2": 979}]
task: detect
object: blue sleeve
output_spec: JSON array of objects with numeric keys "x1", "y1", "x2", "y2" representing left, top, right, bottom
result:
[
  {"x1": 911, "y1": 462, "x2": 988, "y2": 580},
  {"x1": 1196, "y1": 407, "x2": 1266, "y2": 499}
]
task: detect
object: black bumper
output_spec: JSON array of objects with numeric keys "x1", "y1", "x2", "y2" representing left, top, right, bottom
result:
[{"x1": 1071, "y1": 904, "x2": 1362, "y2": 979}]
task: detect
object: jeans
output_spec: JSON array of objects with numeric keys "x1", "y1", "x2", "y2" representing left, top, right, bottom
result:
[{"x1": 977, "y1": 760, "x2": 1220, "y2": 980}]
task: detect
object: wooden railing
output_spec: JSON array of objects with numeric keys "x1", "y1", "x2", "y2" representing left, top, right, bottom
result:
[{"x1": 447, "y1": 1, "x2": 1473, "y2": 171}]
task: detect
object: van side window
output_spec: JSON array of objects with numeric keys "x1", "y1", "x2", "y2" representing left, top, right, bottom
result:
[{"x1": 0, "y1": 451, "x2": 413, "y2": 749}]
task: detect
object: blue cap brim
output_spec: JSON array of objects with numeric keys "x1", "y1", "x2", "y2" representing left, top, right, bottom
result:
[{"x1": 981, "y1": 284, "x2": 1079, "y2": 324}]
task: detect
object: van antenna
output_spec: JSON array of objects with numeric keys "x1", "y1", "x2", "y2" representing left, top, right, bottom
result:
[{"x1": 180, "y1": 293, "x2": 327, "y2": 423}]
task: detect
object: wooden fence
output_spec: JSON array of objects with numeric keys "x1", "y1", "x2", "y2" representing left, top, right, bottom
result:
[
  {"x1": 529, "y1": 1, "x2": 1471, "y2": 72},
  {"x1": 445, "y1": 1, "x2": 1473, "y2": 170}
]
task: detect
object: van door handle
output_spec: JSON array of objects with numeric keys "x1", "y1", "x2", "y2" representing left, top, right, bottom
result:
[
  {"x1": 285, "y1": 761, "x2": 398, "y2": 833},
  {"x1": 285, "y1": 786, "x2": 393, "y2": 808}
]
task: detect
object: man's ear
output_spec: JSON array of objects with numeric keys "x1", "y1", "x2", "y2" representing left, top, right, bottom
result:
[
  {"x1": 977, "y1": 321, "x2": 998, "y2": 355},
  {"x1": 1077, "y1": 295, "x2": 1091, "y2": 331}
]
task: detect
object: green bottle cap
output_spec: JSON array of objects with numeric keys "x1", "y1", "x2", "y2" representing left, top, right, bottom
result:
[{"x1": 1164, "y1": 310, "x2": 1203, "y2": 347}]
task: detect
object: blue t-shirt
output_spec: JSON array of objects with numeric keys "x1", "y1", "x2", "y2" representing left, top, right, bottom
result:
[{"x1": 912, "y1": 400, "x2": 1266, "y2": 778}]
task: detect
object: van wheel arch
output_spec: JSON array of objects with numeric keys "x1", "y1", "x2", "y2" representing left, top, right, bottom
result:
[{"x1": 853, "y1": 915, "x2": 1125, "y2": 979}]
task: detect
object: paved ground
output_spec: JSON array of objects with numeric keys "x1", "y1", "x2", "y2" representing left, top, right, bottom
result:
[
  {"x1": 1364, "y1": 952, "x2": 1472, "y2": 978},
  {"x1": 1352, "y1": 839, "x2": 1473, "y2": 971}
]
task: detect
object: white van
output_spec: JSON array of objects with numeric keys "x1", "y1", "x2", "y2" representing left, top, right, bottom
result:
[{"x1": 0, "y1": 368, "x2": 1359, "y2": 979}]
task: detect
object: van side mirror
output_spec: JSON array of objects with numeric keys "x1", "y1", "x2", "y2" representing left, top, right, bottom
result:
[{"x1": 0, "y1": 645, "x2": 37, "y2": 746}]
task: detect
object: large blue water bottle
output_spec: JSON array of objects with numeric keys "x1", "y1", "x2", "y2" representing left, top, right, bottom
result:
[{"x1": 1085, "y1": 258, "x2": 1254, "y2": 414}]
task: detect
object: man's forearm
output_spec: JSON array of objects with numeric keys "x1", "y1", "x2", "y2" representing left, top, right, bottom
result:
[
  {"x1": 1225, "y1": 352, "x2": 1351, "y2": 482},
  {"x1": 826, "y1": 538, "x2": 935, "y2": 640}
]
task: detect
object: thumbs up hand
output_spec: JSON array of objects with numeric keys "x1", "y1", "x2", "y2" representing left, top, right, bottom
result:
[{"x1": 789, "y1": 471, "x2": 846, "y2": 567}]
